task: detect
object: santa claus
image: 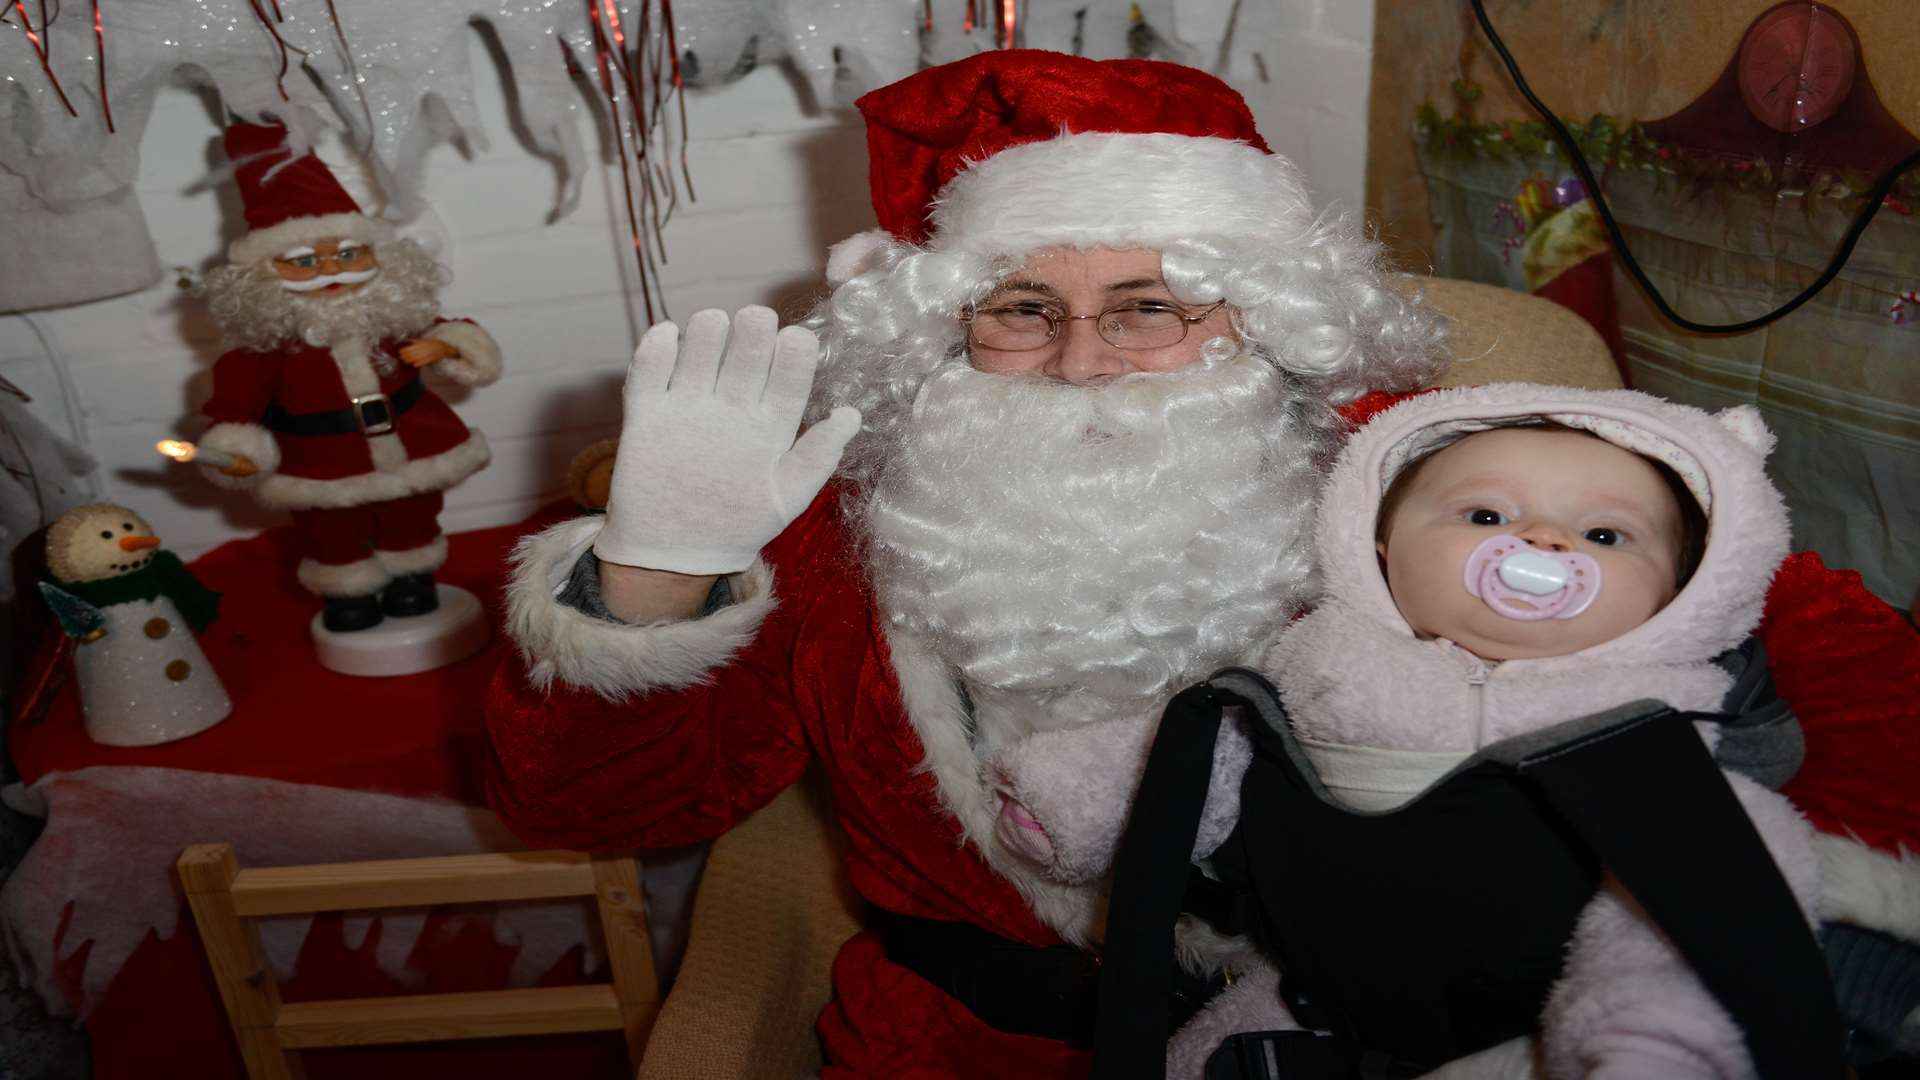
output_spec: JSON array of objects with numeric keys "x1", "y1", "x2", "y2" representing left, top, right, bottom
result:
[
  {"x1": 484, "y1": 51, "x2": 1920, "y2": 1078},
  {"x1": 196, "y1": 122, "x2": 501, "y2": 632},
  {"x1": 487, "y1": 51, "x2": 1442, "y2": 1076}
]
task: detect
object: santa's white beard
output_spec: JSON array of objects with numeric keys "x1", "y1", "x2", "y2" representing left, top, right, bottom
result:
[{"x1": 857, "y1": 354, "x2": 1325, "y2": 740}]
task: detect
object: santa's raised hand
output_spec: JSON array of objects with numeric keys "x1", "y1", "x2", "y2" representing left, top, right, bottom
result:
[{"x1": 593, "y1": 306, "x2": 861, "y2": 576}]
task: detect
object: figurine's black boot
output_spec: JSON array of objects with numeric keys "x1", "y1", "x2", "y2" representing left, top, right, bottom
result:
[
  {"x1": 380, "y1": 573, "x2": 440, "y2": 617},
  {"x1": 323, "y1": 593, "x2": 385, "y2": 632}
]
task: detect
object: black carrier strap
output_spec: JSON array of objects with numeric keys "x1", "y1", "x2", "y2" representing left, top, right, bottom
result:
[
  {"x1": 1512, "y1": 708, "x2": 1845, "y2": 1080},
  {"x1": 873, "y1": 909, "x2": 1227, "y2": 1046},
  {"x1": 1093, "y1": 679, "x2": 1236, "y2": 1077},
  {"x1": 1091, "y1": 668, "x2": 1846, "y2": 1080}
]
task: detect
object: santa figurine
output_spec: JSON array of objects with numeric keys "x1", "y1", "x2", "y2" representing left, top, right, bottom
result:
[
  {"x1": 193, "y1": 121, "x2": 501, "y2": 644},
  {"x1": 41, "y1": 503, "x2": 230, "y2": 746}
]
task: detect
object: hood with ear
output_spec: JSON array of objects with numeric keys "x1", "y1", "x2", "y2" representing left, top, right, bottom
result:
[{"x1": 1266, "y1": 382, "x2": 1793, "y2": 760}]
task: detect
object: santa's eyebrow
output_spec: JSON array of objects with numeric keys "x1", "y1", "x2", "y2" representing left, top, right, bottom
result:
[
  {"x1": 985, "y1": 276, "x2": 1171, "y2": 301},
  {"x1": 986, "y1": 279, "x2": 1060, "y2": 299}
]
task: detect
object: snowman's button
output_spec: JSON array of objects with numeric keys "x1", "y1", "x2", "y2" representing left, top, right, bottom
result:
[
  {"x1": 165, "y1": 660, "x2": 192, "y2": 682},
  {"x1": 145, "y1": 618, "x2": 171, "y2": 639}
]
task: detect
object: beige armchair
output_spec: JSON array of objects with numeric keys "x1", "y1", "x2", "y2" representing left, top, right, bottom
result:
[
  {"x1": 634, "y1": 276, "x2": 1622, "y2": 1076},
  {"x1": 1418, "y1": 276, "x2": 1623, "y2": 392},
  {"x1": 636, "y1": 770, "x2": 862, "y2": 1079}
]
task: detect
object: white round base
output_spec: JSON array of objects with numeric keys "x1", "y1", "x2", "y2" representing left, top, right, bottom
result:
[{"x1": 310, "y1": 584, "x2": 491, "y2": 678}]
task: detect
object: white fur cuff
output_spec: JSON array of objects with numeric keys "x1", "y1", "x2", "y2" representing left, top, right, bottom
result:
[
  {"x1": 1817, "y1": 833, "x2": 1920, "y2": 945},
  {"x1": 298, "y1": 556, "x2": 388, "y2": 597},
  {"x1": 197, "y1": 422, "x2": 280, "y2": 490},
  {"x1": 505, "y1": 517, "x2": 778, "y2": 702},
  {"x1": 375, "y1": 536, "x2": 449, "y2": 575},
  {"x1": 424, "y1": 320, "x2": 503, "y2": 386}
]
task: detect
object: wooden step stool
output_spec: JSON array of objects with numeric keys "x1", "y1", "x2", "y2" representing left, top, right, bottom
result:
[{"x1": 177, "y1": 845, "x2": 658, "y2": 1079}]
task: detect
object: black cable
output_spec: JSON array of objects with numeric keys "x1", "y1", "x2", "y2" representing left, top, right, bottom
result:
[{"x1": 1470, "y1": 0, "x2": 1920, "y2": 336}]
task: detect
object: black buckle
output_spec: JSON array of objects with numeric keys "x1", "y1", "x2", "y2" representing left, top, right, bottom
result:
[{"x1": 353, "y1": 392, "x2": 394, "y2": 435}]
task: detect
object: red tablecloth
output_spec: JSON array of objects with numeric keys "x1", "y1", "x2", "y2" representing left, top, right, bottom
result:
[{"x1": 11, "y1": 504, "x2": 634, "y2": 1080}]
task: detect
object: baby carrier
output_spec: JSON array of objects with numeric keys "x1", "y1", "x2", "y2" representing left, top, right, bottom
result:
[{"x1": 1088, "y1": 651, "x2": 1850, "y2": 1080}]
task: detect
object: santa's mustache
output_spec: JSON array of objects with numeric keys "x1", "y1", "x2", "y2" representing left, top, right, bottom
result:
[{"x1": 279, "y1": 267, "x2": 382, "y2": 293}]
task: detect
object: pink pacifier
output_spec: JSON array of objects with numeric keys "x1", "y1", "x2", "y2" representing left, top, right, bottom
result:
[{"x1": 1463, "y1": 534, "x2": 1601, "y2": 621}]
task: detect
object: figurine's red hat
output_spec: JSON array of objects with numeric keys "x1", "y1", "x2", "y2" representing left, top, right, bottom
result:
[
  {"x1": 824, "y1": 50, "x2": 1319, "y2": 284},
  {"x1": 223, "y1": 122, "x2": 390, "y2": 266}
]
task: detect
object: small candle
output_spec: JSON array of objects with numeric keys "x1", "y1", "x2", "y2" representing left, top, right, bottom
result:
[{"x1": 156, "y1": 439, "x2": 236, "y2": 470}]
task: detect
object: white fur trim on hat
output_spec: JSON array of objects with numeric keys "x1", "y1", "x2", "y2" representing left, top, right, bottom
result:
[
  {"x1": 927, "y1": 132, "x2": 1314, "y2": 258},
  {"x1": 254, "y1": 433, "x2": 489, "y2": 511},
  {"x1": 229, "y1": 212, "x2": 394, "y2": 268},
  {"x1": 422, "y1": 320, "x2": 503, "y2": 387},
  {"x1": 196, "y1": 422, "x2": 280, "y2": 489},
  {"x1": 504, "y1": 516, "x2": 777, "y2": 701},
  {"x1": 374, "y1": 536, "x2": 449, "y2": 576},
  {"x1": 298, "y1": 555, "x2": 388, "y2": 597}
]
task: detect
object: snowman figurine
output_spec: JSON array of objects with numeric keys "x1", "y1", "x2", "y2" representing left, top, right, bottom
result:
[{"x1": 41, "y1": 503, "x2": 231, "y2": 746}]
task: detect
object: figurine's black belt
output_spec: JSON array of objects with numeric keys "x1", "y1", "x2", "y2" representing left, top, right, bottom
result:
[
  {"x1": 265, "y1": 378, "x2": 425, "y2": 437},
  {"x1": 875, "y1": 909, "x2": 1225, "y2": 1048}
]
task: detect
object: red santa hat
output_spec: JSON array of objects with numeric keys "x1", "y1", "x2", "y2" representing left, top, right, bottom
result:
[
  {"x1": 827, "y1": 50, "x2": 1315, "y2": 282},
  {"x1": 223, "y1": 121, "x2": 393, "y2": 267}
]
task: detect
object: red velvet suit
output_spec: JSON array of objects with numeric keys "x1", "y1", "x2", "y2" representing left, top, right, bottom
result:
[
  {"x1": 201, "y1": 329, "x2": 480, "y2": 501},
  {"x1": 486, "y1": 488, "x2": 1090, "y2": 1077},
  {"x1": 483, "y1": 485, "x2": 1920, "y2": 1078},
  {"x1": 199, "y1": 317, "x2": 498, "y2": 589}
]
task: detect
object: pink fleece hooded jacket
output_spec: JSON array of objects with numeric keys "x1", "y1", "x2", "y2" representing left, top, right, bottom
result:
[{"x1": 992, "y1": 383, "x2": 1843, "y2": 1079}]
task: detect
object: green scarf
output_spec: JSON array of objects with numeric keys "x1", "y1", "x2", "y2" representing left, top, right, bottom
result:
[{"x1": 60, "y1": 550, "x2": 221, "y2": 632}]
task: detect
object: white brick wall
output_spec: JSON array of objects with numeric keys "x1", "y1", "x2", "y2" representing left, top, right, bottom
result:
[{"x1": 2, "y1": 6, "x2": 1375, "y2": 560}]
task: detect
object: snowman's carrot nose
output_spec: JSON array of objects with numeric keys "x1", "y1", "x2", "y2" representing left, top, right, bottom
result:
[{"x1": 118, "y1": 536, "x2": 160, "y2": 552}]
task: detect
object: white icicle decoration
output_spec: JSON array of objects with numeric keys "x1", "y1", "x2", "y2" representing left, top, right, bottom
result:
[{"x1": 0, "y1": 0, "x2": 1243, "y2": 311}]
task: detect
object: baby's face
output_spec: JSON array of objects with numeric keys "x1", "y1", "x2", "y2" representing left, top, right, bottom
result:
[{"x1": 1377, "y1": 427, "x2": 1687, "y2": 661}]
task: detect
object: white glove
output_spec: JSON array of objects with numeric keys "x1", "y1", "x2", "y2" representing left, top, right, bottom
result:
[{"x1": 593, "y1": 306, "x2": 861, "y2": 575}]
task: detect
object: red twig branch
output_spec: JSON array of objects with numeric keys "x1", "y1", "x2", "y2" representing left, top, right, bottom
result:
[{"x1": 10, "y1": 0, "x2": 78, "y2": 117}]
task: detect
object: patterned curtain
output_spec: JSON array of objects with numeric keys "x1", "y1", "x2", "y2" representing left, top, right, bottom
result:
[{"x1": 1370, "y1": 2, "x2": 1920, "y2": 607}]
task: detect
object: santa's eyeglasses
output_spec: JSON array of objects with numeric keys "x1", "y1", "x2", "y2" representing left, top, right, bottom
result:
[{"x1": 960, "y1": 299, "x2": 1228, "y2": 352}]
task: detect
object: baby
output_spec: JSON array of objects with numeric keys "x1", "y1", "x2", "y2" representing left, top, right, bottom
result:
[{"x1": 990, "y1": 383, "x2": 1831, "y2": 1079}]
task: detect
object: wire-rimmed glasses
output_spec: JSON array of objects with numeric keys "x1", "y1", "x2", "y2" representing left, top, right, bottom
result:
[{"x1": 960, "y1": 299, "x2": 1228, "y2": 352}]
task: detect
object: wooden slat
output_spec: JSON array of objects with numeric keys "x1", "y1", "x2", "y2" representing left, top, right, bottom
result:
[
  {"x1": 274, "y1": 985, "x2": 624, "y2": 1048},
  {"x1": 177, "y1": 844, "x2": 303, "y2": 1080},
  {"x1": 592, "y1": 853, "x2": 662, "y2": 1062},
  {"x1": 230, "y1": 851, "x2": 597, "y2": 916}
]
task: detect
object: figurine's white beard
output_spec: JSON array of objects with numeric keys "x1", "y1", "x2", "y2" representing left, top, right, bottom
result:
[
  {"x1": 203, "y1": 238, "x2": 446, "y2": 352},
  {"x1": 856, "y1": 354, "x2": 1325, "y2": 737}
]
